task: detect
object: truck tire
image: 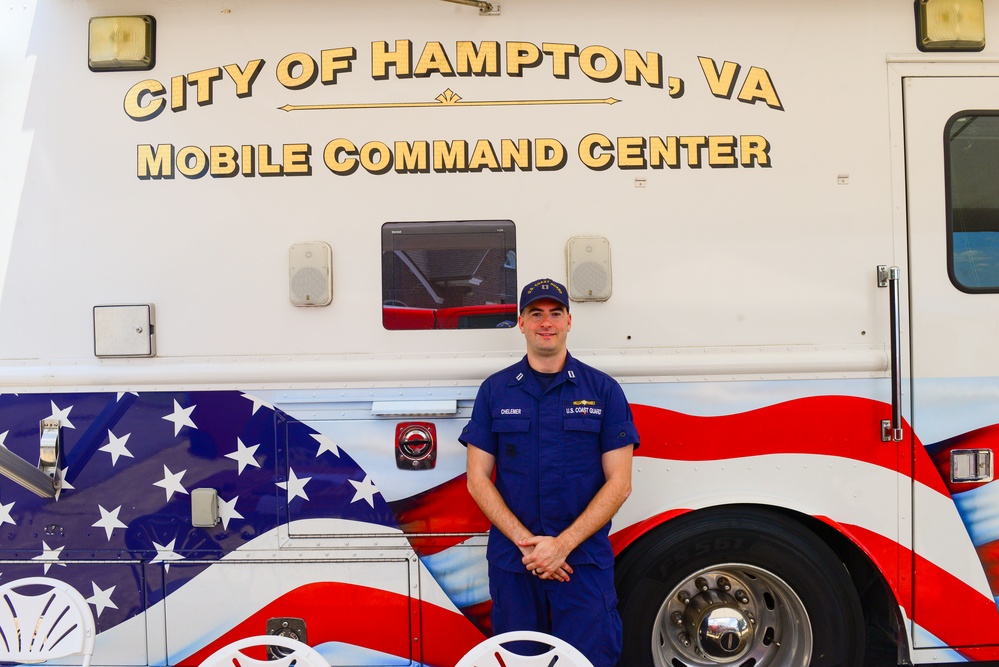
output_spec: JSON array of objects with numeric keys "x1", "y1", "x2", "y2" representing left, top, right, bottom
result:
[{"x1": 615, "y1": 507, "x2": 865, "y2": 667}]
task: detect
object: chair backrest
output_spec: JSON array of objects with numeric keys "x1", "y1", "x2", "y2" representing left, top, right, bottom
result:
[
  {"x1": 454, "y1": 630, "x2": 595, "y2": 667},
  {"x1": 0, "y1": 576, "x2": 96, "y2": 667},
  {"x1": 198, "y1": 634, "x2": 332, "y2": 667}
]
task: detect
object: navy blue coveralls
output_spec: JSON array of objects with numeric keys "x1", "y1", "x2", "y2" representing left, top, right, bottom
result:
[{"x1": 459, "y1": 352, "x2": 640, "y2": 667}]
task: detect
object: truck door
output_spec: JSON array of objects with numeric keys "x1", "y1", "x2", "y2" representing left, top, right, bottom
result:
[{"x1": 905, "y1": 75, "x2": 999, "y2": 651}]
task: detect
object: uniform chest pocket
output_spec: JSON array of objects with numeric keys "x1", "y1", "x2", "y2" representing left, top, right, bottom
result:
[
  {"x1": 492, "y1": 418, "x2": 531, "y2": 434},
  {"x1": 492, "y1": 416, "x2": 532, "y2": 475},
  {"x1": 562, "y1": 413, "x2": 604, "y2": 474},
  {"x1": 563, "y1": 417, "x2": 601, "y2": 433}
]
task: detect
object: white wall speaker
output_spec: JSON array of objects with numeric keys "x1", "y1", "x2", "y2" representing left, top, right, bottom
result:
[
  {"x1": 289, "y1": 242, "x2": 333, "y2": 306},
  {"x1": 566, "y1": 236, "x2": 612, "y2": 302}
]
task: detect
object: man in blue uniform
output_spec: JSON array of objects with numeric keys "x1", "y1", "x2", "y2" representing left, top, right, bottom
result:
[{"x1": 459, "y1": 277, "x2": 639, "y2": 667}]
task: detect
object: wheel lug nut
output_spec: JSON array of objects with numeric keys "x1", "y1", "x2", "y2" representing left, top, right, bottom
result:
[
  {"x1": 678, "y1": 632, "x2": 691, "y2": 647},
  {"x1": 695, "y1": 577, "x2": 709, "y2": 591},
  {"x1": 717, "y1": 576, "x2": 731, "y2": 591},
  {"x1": 677, "y1": 590, "x2": 691, "y2": 605},
  {"x1": 735, "y1": 589, "x2": 749, "y2": 604},
  {"x1": 671, "y1": 611, "x2": 684, "y2": 626},
  {"x1": 746, "y1": 611, "x2": 756, "y2": 624}
]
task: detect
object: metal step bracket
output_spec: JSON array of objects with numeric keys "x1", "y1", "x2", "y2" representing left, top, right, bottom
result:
[{"x1": 0, "y1": 419, "x2": 61, "y2": 498}]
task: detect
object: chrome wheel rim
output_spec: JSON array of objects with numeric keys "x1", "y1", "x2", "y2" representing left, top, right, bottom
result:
[{"x1": 651, "y1": 564, "x2": 812, "y2": 667}]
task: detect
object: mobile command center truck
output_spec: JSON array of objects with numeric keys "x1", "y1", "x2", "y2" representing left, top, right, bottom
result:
[{"x1": 3, "y1": 1, "x2": 999, "y2": 665}]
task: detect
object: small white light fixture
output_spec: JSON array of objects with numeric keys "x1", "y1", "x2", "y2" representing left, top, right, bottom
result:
[
  {"x1": 89, "y1": 15, "x2": 156, "y2": 71},
  {"x1": 916, "y1": 0, "x2": 985, "y2": 52}
]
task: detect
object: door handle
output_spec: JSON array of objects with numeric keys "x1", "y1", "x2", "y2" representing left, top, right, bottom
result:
[{"x1": 880, "y1": 265, "x2": 904, "y2": 442}]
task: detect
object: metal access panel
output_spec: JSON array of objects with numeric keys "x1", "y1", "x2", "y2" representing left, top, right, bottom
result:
[{"x1": 93, "y1": 304, "x2": 155, "y2": 357}]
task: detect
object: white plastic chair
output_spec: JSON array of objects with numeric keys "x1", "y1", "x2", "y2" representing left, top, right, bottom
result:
[
  {"x1": 455, "y1": 630, "x2": 595, "y2": 667},
  {"x1": 198, "y1": 634, "x2": 332, "y2": 667},
  {"x1": 0, "y1": 576, "x2": 96, "y2": 667}
]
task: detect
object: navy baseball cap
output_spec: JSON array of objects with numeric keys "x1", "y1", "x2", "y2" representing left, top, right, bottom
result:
[{"x1": 519, "y1": 278, "x2": 570, "y2": 313}]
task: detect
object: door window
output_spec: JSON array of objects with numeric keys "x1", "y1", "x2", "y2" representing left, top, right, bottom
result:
[{"x1": 946, "y1": 113, "x2": 999, "y2": 292}]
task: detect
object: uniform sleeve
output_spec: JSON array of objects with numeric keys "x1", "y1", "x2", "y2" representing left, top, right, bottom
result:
[
  {"x1": 600, "y1": 380, "x2": 640, "y2": 453},
  {"x1": 458, "y1": 379, "x2": 498, "y2": 455}
]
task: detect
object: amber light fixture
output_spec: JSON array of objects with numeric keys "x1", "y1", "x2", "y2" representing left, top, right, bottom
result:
[
  {"x1": 916, "y1": 0, "x2": 985, "y2": 51},
  {"x1": 88, "y1": 15, "x2": 155, "y2": 71}
]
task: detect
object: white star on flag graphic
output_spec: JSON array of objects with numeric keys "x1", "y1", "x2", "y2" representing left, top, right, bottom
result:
[
  {"x1": 226, "y1": 438, "x2": 261, "y2": 475},
  {"x1": 311, "y1": 433, "x2": 340, "y2": 458},
  {"x1": 86, "y1": 582, "x2": 118, "y2": 618},
  {"x1": 163, "y1": 400, "x2": 197, "y2": 436},
  {"x1": 349, "y1": 474, "x2": 380, "y2": 508},
  {"x1": 218, "y1": 495, "x2": 243, "y2": 530},
  {"x1": 242, "y1": 393, "x2": 274, "y2": 415},
  {"x1": 276, "y1": 469, "x2": 311, "y2": 502},
  {"x1": 55, "y1": 467, "x2": 74, "y2": 501},
  {"x1": 0, "y1": 500, "x2": 14, "y2": 527},
  {"x1": 153, "y1": 465, "x2": 188, "y2": 501},
  {"x1": 151, "y1": 539, "x2": 184, "y2": 572},
  {"x1": 32, "y1": 541, "x2": 65, "y2": 574},
  {"x1": 93, "y1": 505, "x2": 128, "y2": 540},
  {"x1": 99, "y1": 430, "x2": 133, "y2": 466},
  {"x1": 47, "y1": 401, "x2": 76, "y2": 429}
]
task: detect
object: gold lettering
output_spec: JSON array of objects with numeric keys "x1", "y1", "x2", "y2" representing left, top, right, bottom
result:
[
  {"x1": 500, "y1": 139, "x2": 531, "y2": 170},
  {"x1": 506, "y1": 41, "x2": 542, "y2": 77},
  {"x1": 579, "y1": 134, "x2": 613, "y2": 170},
  {"x1": 395, "y1": 141, "x2": 429, "y2": 172},
  {"x1": 740, "y1": 135, "x2": 771, "y2": 167},
  {"x1": 536, "y1": 138, "x2": 566, "y2": 170},
  {"x1": 468, "y1": 139, "x2": 501, "y2": 171},
  {"x1": 698, "y1": 56, "x2": 740, "y2": 99},
  {"x1": 124, "y1": 80, "x2": 165, "y2": 121},
  {"x1": 224, "y1": 59, "x2": 265, "y2": 97},
  {"x1": 456, "y1": 41, "x2": 499, "y2": 76},
  {"x1": 258, "y1": 145, "x2": 283, "y2": 176},
  {"x1": 414, "y1": 42, "x2": 455, "y2": 77},
  {"x1": 541, "y1": 43, "x2": 578, "y2": 78},
  {"x1": 137, "y1": 144, "x2": 173, "y2": 178},
  {"x1": 433, "y1": 140, "x2": 467, "y2": 171},
  {"x1": 277, "y1": 53, "x2": 318, "y2": 90},
  {"x1": 324, "y1": 139, "x2": 359, "y2": 175},
  {"x1": 211, "y1": 145, "x2": 239, "y2": 177},
  {"x1": 242, "y1": 145, "x2": 255, "y2": 176},
  {"x1": 284, "y1": 143, "x2": 312, "y2": 175},
  {"x1": 679, "y1": 136, "x2": 707, "y2": 168},
  {"x1": 187, "y1": 68, "x2": 223, "y2": 106},
  {"x1": 617, "y1": 137, "x2": 646, "y2": 169},
  {"x1": 320, "y1": 47, "x2": 356, "y2": 84},
  {"x1": 624, "y1": 50, "x2": 662, "y2": 87},
  {"x1": 360, "y1": 141, "x2": 392, "y2": 174},
  {"x1": 708, "y1": 136, "x2": 737, "y2": 167},
  {"x1": 737, "y1": 66, "x2": 783, "y2": 110},
  {"x1": 579, "y1": 45, "x2": 620, "y2": 82},
  {"x1": 176, "y1": 146, "x2": 208, "y2": 178},
  {"x1": 372, "y1": 40, "x2": 413, "y2": 79},
  {"x1": 170, "y1": 75, "x2": 187, "y2": 112},
  {"x1": 649, "y1": 136, "x2": 679, "y2": 169}
]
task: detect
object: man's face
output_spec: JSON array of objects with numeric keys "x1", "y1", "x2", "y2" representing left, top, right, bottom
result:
[{"x1": 519, "y1": 299, "x2": 572, "y2": 359}]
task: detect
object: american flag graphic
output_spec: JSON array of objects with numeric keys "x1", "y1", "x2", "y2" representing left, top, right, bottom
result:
[
  {"x1": 0, "y1": 390, "x2": 488, "y2": 666},
  {"x1": 5, "y1": 387, "x2": 999, "y2": 664}
]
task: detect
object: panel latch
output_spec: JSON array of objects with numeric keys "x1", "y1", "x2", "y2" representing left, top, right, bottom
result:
[{"x1": 951, "y1": 449, "x2": 993, "y2": 483}]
